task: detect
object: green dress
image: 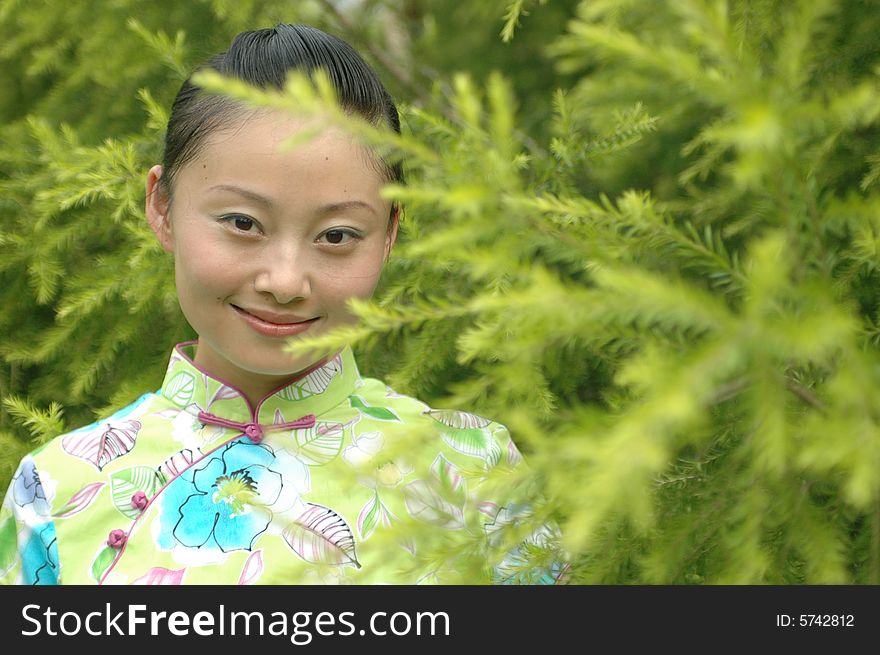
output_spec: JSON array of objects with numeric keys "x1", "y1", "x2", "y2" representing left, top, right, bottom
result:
[{"x1": 0, "y1": 341, "x2": 565, "y2": 585}]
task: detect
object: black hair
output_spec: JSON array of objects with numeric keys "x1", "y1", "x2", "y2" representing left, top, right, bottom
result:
[{"x1": 160, "y1": 24, "x2": 403, "y2": 203}]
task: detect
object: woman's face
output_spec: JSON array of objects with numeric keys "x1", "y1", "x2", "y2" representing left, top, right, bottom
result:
[{"x1": 146, "y1": 111, "x2": 396, "y2": 399}]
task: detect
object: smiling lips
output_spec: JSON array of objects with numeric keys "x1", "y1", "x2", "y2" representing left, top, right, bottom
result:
[{"x1": 232, "y1": 305, "x2": 319, "y2": 338}]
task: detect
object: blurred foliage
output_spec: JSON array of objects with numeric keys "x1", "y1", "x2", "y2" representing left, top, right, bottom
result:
[{"x1": 2, "y1": 0, "x2": 880, "y2": 583}]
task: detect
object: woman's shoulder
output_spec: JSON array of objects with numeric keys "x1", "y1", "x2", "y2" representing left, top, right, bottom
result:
[
  {"x1": 352, "y1": 375, "x2": 508, "y2": 430},
  {"x1": 0, "y1": 389, "x2": 164, "y2": 562},
  {"x1": 348, "y1": 375, "x2": 523, "y2": 472},
  {"x1": 17, "y1": 390, "x2": 161, "y2": 485}
]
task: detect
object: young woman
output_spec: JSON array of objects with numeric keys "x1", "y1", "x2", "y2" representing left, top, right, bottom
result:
[{"x1": 0, "y1": 24, "x2": 563, "y2": 585}]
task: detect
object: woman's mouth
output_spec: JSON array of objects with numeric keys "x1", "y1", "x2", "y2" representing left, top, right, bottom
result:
[{"x1": 231, "y1": 305, "x2": 320, "y2": 338}]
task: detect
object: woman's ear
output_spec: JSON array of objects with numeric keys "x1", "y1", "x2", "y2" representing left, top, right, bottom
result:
[
  {"x1": 384, "y1": 204, "x2": 400, "y2": 262},
  {"x1": 145, "y1": 164, "x2": 174, "y2": 253}
]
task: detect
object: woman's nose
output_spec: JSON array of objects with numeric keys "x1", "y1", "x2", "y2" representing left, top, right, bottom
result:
[{"x1": 252, "y1": 245, "x2": 312, "y2": 304}]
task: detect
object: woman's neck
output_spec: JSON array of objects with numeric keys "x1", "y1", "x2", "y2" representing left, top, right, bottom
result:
[{"x1": 191, "y1": 339, "x2": 322, "y2": 411}]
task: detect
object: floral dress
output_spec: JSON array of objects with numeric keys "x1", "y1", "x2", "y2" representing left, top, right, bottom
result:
[{"x1": 0, "y1": 341, "x2": 566, "y2": 585}]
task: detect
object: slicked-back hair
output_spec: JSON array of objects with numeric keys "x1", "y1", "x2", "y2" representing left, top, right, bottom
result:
[{"x1": 160, "y1": 24, "x2": 402, "y2": 200}]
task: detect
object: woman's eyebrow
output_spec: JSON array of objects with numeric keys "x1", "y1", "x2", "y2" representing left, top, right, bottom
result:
[
  {"x1": 207, "y1": 184, "x2": 275, "y2": 208},
  {"x1": 317, "y1": 200, "x2": 378, "y2": 217},
  {"x1": 207, "y1": 185, "x2": 378, "y2": 217}
]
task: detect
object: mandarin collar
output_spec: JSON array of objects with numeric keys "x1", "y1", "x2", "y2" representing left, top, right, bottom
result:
[{"x1": 159, "y1": 340, "x2": 359, "y2": 424}]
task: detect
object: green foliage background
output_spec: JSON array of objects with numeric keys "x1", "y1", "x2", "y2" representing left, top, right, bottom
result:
[{"x1": 2, "y1": 0, "x2": 880, "y2": 583}]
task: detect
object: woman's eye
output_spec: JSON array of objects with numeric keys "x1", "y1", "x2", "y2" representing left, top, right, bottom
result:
[
  {"x1": 321, "y1": 229, "x2": 358, "y2": 245},
  {"x1": 221, "y1": 215, "x2": 259, "y2": 234},
  {"x1": 234, "y1": 217, "x2": 254, "y2": 231}
]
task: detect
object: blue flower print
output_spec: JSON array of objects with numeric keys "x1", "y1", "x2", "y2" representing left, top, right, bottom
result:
[
  {"x1": 12, "y1": 459, "x2": 50, "y2": 515},
  {"x1": 157, "y1": 440, "x2": 283, "y2": 553},
  {"x1": 21, "y1": 522, "x2": 59, "y2": 585}
]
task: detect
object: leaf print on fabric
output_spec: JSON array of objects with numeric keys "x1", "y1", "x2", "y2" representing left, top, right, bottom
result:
[
  {"x1": 484, "y1": 503, "x2": 532, "y2": 528},
  {"x1": 431, "y1": 454, "x2": 467, "y2": 504},
  {"x1": 483, "y1": 503, "x2": 536, "y2": 547},
  {"x1": 91, "y1": 545, "x2": 117, "y2": 583},
  {"x1": 350, "y1": 395, "x2": 400, "y2": 422},
  {"x1": 110, "y1": 467, "x2": 163, "y2": 519},
  {"x1": 277, "y1": 384, "x2": 309, "y2": 402},
  {"x1": 165, "y1": 371, "x2": 196, "y2": 407},
  {"x1": 508, "y1": 440, "x2": 523, "y2": 466},
  {"x1": 208, "y1": 383, "x2": 241, "y2": 407},
  {"x1": 477, "y1": 501, "x2": 499, "y2": 519},
  {"x1": 157, "y1": 449, "x2": 196, "y2": 481},
  {"x1": 200, "y1": 373, "x2": 212, "y2": 406},
  {"x1": 424, "y1": 408, "x2": 492, "y2": 430},
  {"x1": 399, "y1": 537, "x2": 417, "y2": 557},
  {"x1": 133, "y1": 567, "x2": 187, "y2": 585},
  {"x1": 278, "y1": 354, "x2": 342, "y2": 401},
  {"x1": 238, "y1": 549, "x2": 264, "y2": 585},
  {"x1": 403, "y1": 479, "x2": 465, "y2": 530},
  {"x1": 440, "y1": 428, "x2": 502, "y2": 468},
  {"x1": 283, "y1": 503, "x2": 361, "y2": 569},
  {"x1": 53, "y1": 482, "x2": 104, "y2": 519},
  {"x1": 357, "y1": 493, "x2": 394, "y2": 541},
  {"x1": 291, "y1": 421, "x2": 347, "y2": 466},
  {"x1": 62, "y1": 420, "x2": 141, "y2": 471}
]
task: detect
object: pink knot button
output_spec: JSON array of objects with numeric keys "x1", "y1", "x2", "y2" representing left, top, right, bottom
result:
[
  {"x1": 107, "y1": 529, "x2": 127, "y2": 549},
  {"x1": 243, "y1": 423, "x2": 264, "y2": 443},
  {"x1": 130, "y1": 491, "x2": 148, "y2": 511}
]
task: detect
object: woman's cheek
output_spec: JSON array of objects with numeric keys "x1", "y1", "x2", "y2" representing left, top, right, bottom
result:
[
  {"x1": 178, "y1": 237, "x2": 243, "y2": 291},
  {"x1": 344, "y1": 257, "x2": 385, "y2": 297}
]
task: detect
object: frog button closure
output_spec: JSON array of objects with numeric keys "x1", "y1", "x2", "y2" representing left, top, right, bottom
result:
[
  {"x1": 243, "y1": 423, "x2": 264, "y2": 443},
  {"x1": 107, "y1": 529, "x2": 127, "y2": 549},
  {"x1": 130, "y1": 491, "x2": 149, "y2": 511}
]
